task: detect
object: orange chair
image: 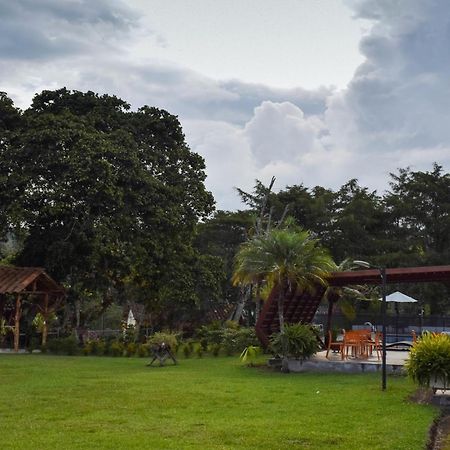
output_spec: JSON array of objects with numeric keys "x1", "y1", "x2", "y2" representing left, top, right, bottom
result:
[
  {"x1": 342, "y1": 330, "x2": 363, "y2": 359},
  {"x1": 367, "y1": 331, "x2": 382, "y2": 360},
  {"x1": 326, "y1": 330, "x2": 345, "y2": 360}
]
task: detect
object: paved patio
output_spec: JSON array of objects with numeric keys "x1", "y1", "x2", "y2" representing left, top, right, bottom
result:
[{"x1": 287, "y1": 350, "x2": 410, "y2": 373}]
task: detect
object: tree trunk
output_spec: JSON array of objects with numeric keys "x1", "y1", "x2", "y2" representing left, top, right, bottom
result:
[
  {"x1": 14, "y1": 295, "x2": 21, "y2": 352},
  {"x1": 277, "y1": 290, "x2": 285, "y2": 334},
  {"x1": 277, "y1": 286, "x2": 289, "y2": 372},
  {"x1": 42, "y1": 321, "x2": 48, "y2": 346},
  {"x1": 75, "y1": 298, "x2": 81, "y2": 329},
  {"x1": 232, "y1": 285, "x2": 251, "y2": 322},
  {"x1": 325, "y1": 293, "x2": 340, "y2": 345},
  {"x1": 325, "y1": 298, "x2": 334, "y2": 346},
  {"x1": 254, "y1": 282, "x2": 261, "y2": 324},
  {"x1": 42, "y1": 294, "x2": 49, "y2": 346}
]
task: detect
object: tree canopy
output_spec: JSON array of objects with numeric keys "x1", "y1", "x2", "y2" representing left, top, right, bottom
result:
[
  {"x1": 0, "y1": 89, "x2": 219, "y2": 328},
  {"x1": 202, "y1": 165, "x2": 450, "y2": 316}
]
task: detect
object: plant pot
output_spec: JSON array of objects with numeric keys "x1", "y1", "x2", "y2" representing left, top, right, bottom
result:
[{"x1": 431, "y1": 374, "x2": 449, "y2": 393}]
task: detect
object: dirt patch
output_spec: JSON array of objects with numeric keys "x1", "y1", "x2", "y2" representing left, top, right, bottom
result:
[
  {"x1": 427, "y1": 412, "x2": 450, "y2": 450},
  {"x1": 409, "y1": 389, "x2": 450, "y2": 449},
  {"x1": 409, "y1": 387, "x2": 435, "y2": 405}
]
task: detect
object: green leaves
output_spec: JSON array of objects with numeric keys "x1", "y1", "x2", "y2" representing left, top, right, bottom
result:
[
  {"x1": 270, "y1": 323, "x2": 319, "y2": 360},
  {"x1": 233, "y1": 227, "x2": 335, "y2": 291},
  {"x1": 405, "y1": 332, "x2": 450, "y2": 387},
  {"x1": 0, "y1": 89, "x2": 217, "y2": 328}
]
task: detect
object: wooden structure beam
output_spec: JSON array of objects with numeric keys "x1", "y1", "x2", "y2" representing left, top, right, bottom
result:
[
  {"x1": 0, "y1": 267, "x2": 65, "y2": 352},
  {"x1": 255, "y1": 265, "x2": 450, "y2": 347}
]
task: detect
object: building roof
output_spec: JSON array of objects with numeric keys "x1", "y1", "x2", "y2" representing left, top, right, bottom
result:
[{"x1": 0, "y1": 266, "x2": 64, "y2": 295}]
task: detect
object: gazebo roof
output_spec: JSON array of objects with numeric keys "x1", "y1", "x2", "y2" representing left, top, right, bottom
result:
[{"x1": 0, "y1": 266, "x2": 64, "y2": 295}]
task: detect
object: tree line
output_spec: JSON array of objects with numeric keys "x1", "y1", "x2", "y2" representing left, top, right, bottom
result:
[
  {"x1": 199, "y1": 165, "x2": 450, "y2": 316},
  {"x1": 1, "y1": 89, "x2": 449, "y2": 334}
]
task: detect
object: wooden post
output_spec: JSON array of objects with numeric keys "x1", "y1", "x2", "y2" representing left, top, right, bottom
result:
[
  {"x1": 14, "y1": 294, "x2": 22, "y2": 353},
  {"x1": 0, "y1": 294, "x2": 5, "y2": 347},
  {"x1": 42, "y1": 293, "x2": 49, "y2": 346},
  {"x1": 0, "y1": 293, "x2": 5, "y2": 324}
]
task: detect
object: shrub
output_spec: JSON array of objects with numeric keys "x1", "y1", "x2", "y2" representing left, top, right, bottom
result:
[
  {"x1": 182, "y1": 342, "x2": 194, "y2": 358},
  {"x1": 125, "y1": 342, "x2": 137, "y2": 357},
  {"x1": 136, "y1": 344, "x2": 149, "y2": 358},
  {"x1": 270, "y1": 324, "x2": 319, "y2": 361},
  {"x1": 195, "y1": 343, "x2": 203, "y2": 358},
  {"x1": 46, "y1": 335, "x2": 79, "y2": 355},
  {"x1": 109, "y1": 340, "x2": 124, "y2": 357},
  {"x1": 221, "y1": 327, "x2": 259, "y2": 356},
  {"x1": 240, "y1": 345, "x2": 261, "y2": 366},
  {"x1": 147, "y1": 331, "x2": 179, "y2": 351},
  {"x1": 62, "y1": 335, "x2": 80, "y2": 356},
  {"x1": 405, "y1": 332, "x2": 450, "y2": 387},
  {"x1": 196, "y1": 325, "x2": 223, "y2": 349},
  {"x1": 27, "y1": 337, "x2": 41, "y2": 353},
  {"x1": 46, "y1": 338, "x2": 62, "y2": 354},
  {"x1": 84, "y1": 339, "x2": 106, "y2": 356},
  {"x1": 208, "y1": 343, "x2": 221, "y2": 357}
]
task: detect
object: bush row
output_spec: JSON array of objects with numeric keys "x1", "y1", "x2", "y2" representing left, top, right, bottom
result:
[{"x1": 37, "y1": 326, "x2": 260, "y2": 358}]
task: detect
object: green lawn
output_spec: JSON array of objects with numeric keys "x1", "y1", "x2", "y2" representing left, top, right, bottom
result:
[{"x1": 0, "y1": 355, "x2": 437, "y2": 449}]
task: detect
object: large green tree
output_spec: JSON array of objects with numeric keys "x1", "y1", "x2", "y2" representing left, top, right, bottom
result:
[
  {"x1": 384, "y1": 164, "x2": 450, "y2": 313},
  {"x1": 0, "y1": 89, "x2": 217, "y2": 328}
]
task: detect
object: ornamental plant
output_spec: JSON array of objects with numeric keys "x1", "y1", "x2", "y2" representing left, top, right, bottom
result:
[
  {"x1": 147, "y1": 331, "x2": 179, "y2": 350},
  {"x1": 270, "y1": 323, "x2": 319, "y2": 361},
  {"x1": 405, "y1": 332, "x2": 450, "y2": 388}
]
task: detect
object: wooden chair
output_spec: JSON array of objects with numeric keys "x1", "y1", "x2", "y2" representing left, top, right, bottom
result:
[
  {"x1": 367, "y1": 331, "x2": 382, "y2": 360},
  {"x1": 325, "y1": 330, "x2": 345, "y2": 360},
  {"x1": 342, "y1": 330, "x2": 360, "y2": 359}
]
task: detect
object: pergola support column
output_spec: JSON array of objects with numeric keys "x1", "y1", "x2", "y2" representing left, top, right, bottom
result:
[{"x1": 42, "y1": 293, "x2": 49, "y2": 346}]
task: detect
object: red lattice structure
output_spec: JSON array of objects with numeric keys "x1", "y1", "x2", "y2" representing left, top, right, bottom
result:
[{"x1": 255, "y1": 265, "x2": 450, "y2": 347}]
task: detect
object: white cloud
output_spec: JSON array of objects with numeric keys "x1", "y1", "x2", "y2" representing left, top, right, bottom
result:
[{"x1": 2, "y1": 0, "x2": 450, "y2": 210}]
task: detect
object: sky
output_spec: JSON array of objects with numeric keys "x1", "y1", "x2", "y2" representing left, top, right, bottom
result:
[{"x1": 1, "y1": 0, "x2": 449, "y2": 210}]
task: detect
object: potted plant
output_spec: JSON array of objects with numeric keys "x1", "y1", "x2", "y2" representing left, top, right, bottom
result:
[
  {"x1": 405, "y1": 332, "x2": 450, "y2": 392},
  {"x1": 270, "y1": 323, "x2": 319, "y2": 371}
]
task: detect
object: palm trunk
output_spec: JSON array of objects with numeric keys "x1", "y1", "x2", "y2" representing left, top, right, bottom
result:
[
  {"x1": 254, "y1": 282, "x2": 261, "y2": 324},
  {"x1": 277, "y1": 290, "x2": 285, "y2": 334},
  {"x1": 277, "y1": 286, "x2": 289, "y2": 372},
  {"x1": 233, "y1": 285, "x2": 251, "y2": 322}
]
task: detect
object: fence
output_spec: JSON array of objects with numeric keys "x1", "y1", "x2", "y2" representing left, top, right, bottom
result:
[{"x1": 313, "y1": 312, "x2": 450, "y2": 341}]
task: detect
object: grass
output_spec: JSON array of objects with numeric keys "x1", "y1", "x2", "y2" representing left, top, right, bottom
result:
[{"x1": 0, "y1": 354, "x2": 438, "y2": 449}]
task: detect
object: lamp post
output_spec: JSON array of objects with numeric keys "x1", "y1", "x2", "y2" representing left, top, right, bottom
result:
[
  {"x1": 380, "y1": 267, "x2": 387, "y2": 391},
  {"x1": 354, "y1": 261, "x2": 387, "y2": 391}
]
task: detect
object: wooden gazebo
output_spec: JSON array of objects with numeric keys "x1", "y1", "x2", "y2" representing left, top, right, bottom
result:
[
  {"x1": 255, "y1": 265, "x2": 450, "y2": 347},
  {"x1": 0, "y1": 267, "x2": 65, "y2": 351}
]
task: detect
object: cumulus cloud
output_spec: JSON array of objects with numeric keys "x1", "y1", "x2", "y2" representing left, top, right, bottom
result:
[
  {"x1": 184, "y1": 101, "x2": 355, "y2": 209},
  {"x1": 331, "y1": 0, "x2": 450, "y2": 155},
  {"x1": 2, "y1": 0, "x2": 450, "y2": 209},
  {"x1": 0, "y1": 0, "x2": 138, "y2": 60}
]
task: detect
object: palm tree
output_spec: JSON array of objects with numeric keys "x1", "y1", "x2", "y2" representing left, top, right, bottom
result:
[{"x1": 233, "y1": 228, "x2": 335, "y2": 336}]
